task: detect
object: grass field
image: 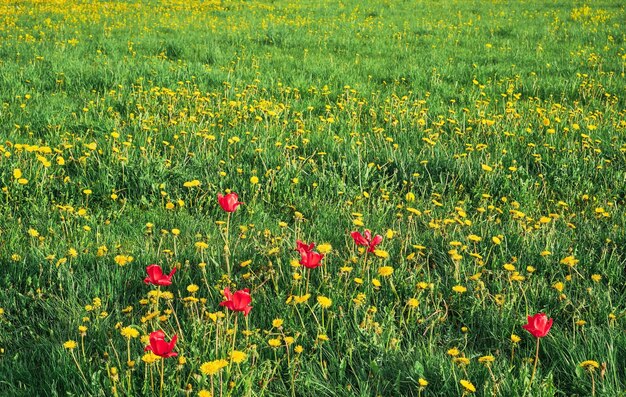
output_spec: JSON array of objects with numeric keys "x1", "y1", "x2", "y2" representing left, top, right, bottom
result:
[{"x1": 1, "y1": 0, "x2": 625, "y2": 395}]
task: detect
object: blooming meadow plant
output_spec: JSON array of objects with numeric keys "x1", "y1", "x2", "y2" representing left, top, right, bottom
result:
[{"x1": 0, "y1": 0, "x2": 624, "y2": 396}]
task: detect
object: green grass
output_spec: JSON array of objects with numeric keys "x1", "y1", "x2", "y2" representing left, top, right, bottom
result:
[{"x1": 0, "y1": 0, "x2": 625, "y2": 396}]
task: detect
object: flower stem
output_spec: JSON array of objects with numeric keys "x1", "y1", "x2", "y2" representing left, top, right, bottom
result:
[
  {"x1": 160, "y1": 357, "x2": 164, "y2": 397},
  {"x1": 528, "y1": 338, "x2": 540, "y2": 389}
]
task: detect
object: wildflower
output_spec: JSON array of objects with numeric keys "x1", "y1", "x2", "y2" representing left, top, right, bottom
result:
[
  {"x1": 351, "y1": 230, "x2": 383, "y2": 252},
  {"x1": 144, "y1": 330, "x2": 177, "y2": 358},
  {"x1": 510, "y1": 334, "x2": 521, "y2": 343},
  {"x1": 478, "y1": 355, "x2": 495, "y2": 364},
  {"x1": 295, "y1": 240, "x2": 315, "y2": 255},
  {"x1": 317, "y1": 243, "x2": 332, "y2": 254},
  {"x1": 268, "y1": 338, "x2": 282, "y2": 348},
  {"x1": 198, "y1": 390, "x2": 212, "y2": 397},
  {"x1": 63, "y1": 340, "x2": 77, "y2": 349},
  {"x1": 378, "y1": 266, "x2": 394, "y2": 277},
  {"x1": 120, "y1": 327, "x2": 140, "y2": 339},
  {"x1": 523, "y1": 313, "x2": 553, "y2": 338},
  {"x1": 200, "y1": 359, "x2": 228, "y2": 376},
  {"x1": 580, "y1": 360, "x2": 600, "y2": 370},
  {"x1": 452, "y1": 285, "x2": 467, "y2": 293},
  {"x1": 144, "y1": 264, "x2": 177, "y2": 286},
  {"x1": 217, "y1": 192, "x2": 242, "y2": 212},
  {"x1": 317, "y1": 296, "x2": 332, "y2": 309},
  {"x1": 460, "y1": 379, "x2": 476, "y2": 393},
  {"x1": 272, "y1": 319, "x2": 283, "y2": 328},
  {"x1": 230, "y1": 350, "x2": 247, "y2": 364},
  {"x1": 294, "y1": 345, "x2": 304, "y2": 354},
  {"x1": 299, "y1": 250, "x2": 324, "y2": 269},
  {"x1": 219, "y1": 287, "x2": 252, "y2": 316},
  {"x1": 418, "y1": 378, "x2": 428, "y2": 387}
]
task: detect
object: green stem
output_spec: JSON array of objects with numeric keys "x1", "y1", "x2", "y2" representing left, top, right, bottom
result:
[
  {"x1": 527, "y1": 338, "x2": 540, "y2": 392},
  {"x1": 160, "y1": 357, "x2": 164, "y2": 397}
]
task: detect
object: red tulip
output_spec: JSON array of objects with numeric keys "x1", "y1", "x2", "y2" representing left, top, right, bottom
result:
[
  {"x1": 219, "y1": 287, "x2": 252, "y2": 316},
  {"x1": 299, "y1": 250, "x2": 324, "y2": 269},
  {"x1": 523, "y1": 313, "x2": 553, "y2": 338},
  {"x1": 296, "y1": 240, "x2": 315, "y2": 255},
  {"x1": 144, "y1": 264, "x2": 177, "y2": 286},
  {"x1": 218, "y1": 192, "x2": 242, "y2": 212},
  {"x1": 351, "y1": 230, "x2": 383, "y2": 252},
  {"x1": 144, "y1": 330, "x2": 178, "y2": 358}
]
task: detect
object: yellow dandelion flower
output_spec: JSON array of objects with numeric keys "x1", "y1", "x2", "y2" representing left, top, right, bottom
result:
[
  {"x1": 63, "y1": 340, "x2": 77, "y2": 350},
  {"x1": 407, "y1": 298, "x2": 419, "y2": 308},
  {"x1": 478, "y1": 355, "x2": 495, "y2": 364},
  {"x1": 460, "y1": 379, "x2": 476, "y2": 393},
  {"x1": 317, "y1": 243, "x2": 332, "y2": 254},
  {"x1": 200, "y1": 359, "x2": 228, "y2": 376},
  {"x1": 447, "y1": 348, "x2": 460, "y2": 357},
  {"x1": 230, "y1": 350, "x2": 247, "y2": 364},
  {"x1": 452, "y1": 285, "x2": 467, "y2": 293},
  {"x1": 378, "y1": 266, "x2": 394, "y2": 277},
  {"x1": 317, "y1": 296, "x2": 332, "y2": 309},
  {"x1": 268, "y1": 338, "x2": 282, "y2": 348},
  {"x1": 580, "y1": 360, "x2": 600, "y2": 370}
]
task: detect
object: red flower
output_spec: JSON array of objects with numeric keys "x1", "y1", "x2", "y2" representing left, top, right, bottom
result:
[
  {"x1": 296, "y1": 240, "x2": 315, "y2": 255},
  {"x1": 523, "y1": 313, "x2": 553, "y2": 338},
  {"x1": 219, "y1": 287, "x2": 252, "y2": 316},
  {"x1": 351, "y1": 230, "x2": 383, "y2": 252},
  {"x1": 144, "y1": 330, "x2": 178, "y2": 358},
  {"x1": 144, "y1": 264, "x2": 177, "y2": 286},
  {"x1": 217, "y1": 192, "x2": 242, "y2": 212},
  {"x1": 299, "y1": 250, "x2": 324, "y2": 269}
]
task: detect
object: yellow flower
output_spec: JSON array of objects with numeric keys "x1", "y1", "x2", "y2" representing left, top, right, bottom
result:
[
  {"x1": 481, "y1": 164, "x2": 493, "y2": 172},
  {"x1": 120, "y1": 327, "x2": 139, "y2": 339},
  {"x1": 63, "y1": 340, "x2": 77, "y2": 349},
  {"x1": 372, "y1": 278, "x2": 381, "y2": 288},
  {"x1": 418, "y1": 378, "x2": 428, "y2": 387},
  {"x1": 407, "y1": 298, "x2": 419, "y2": 308},
  {"x1": 200, "y1": 359, "x2": 228, "y2": 376},
  {"x1": 187, "y1": 284, "x2": 200, "y2": 294},
  {"x1": 250, "y1": 176, "x2": 259, "y2": 184},
  {"x1": 294, "y1": 345, "x2": 304, "y2": 354},
  {"x1": 268, "y1": 338, "x2": 282, "y2": 348},
  {"x1": 373, "y1": 249, "x2": 389, "y2": 259},
  {"x1": 454, "y1": 357, "x2": 470, "y2": 366},
  {"x1": 591, "y1": 274, "x2": 602, "y2": 283},
  {"x1": 478, "y1": 355, "x2": 495, "y2": 364},
  {"x1": 452, "y1": 285, "x2": 467, "y2": 293},
  {"x1": 142, "y1": 352, "x2": 160, "y2": 364},
  {"x1": 183, "y1": 180, "x2": 201, "y2": 188},
  {"x1": 272, "y1": 319, "x2": 284, "y2": 328},
  {"x1": 447, "y1": 348, "x2": 460, "y2": 357},
  {"x1": 317, "y1": 243, "x2": 332, "y2": 254},
  {"x1": 492, "y1": 236, "x2": 501, "y2": 245},
  {"x1": 317, "y1": 334, "x2": 329, "y2": 342},
  {"x1": 511, "y1": 334, "x2": 521, "y2": 343},
  {"x1": 460, "y1": 379, "x2": 476, "y2": 393},
  {"x1": 580, "y1": 360, "x2": 600, "y2": 370},
  {"x1": 198, "y1": 390, "x2": 213, "y2": 397},
  {"x1": 317, "y1": 296, "x2": 332, "y2": 309},
  {"x1": 560, "y1": 255, "x2": 579, "y2": 267},
  {"x1": 230, "y1": 350, "x2": 247, "y2": 364},
  {"x1": 378, "y1": 266, "x2": 394, "y2": 277}
]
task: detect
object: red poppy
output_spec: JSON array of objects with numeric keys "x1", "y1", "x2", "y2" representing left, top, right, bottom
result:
[
  {"x1": 144, "y1": 330, "x2": 178, "y2": 358},
  {"x1": 217, "y1": 192, "x2": 242, "y2": 212},
  {"x1": 296, "y1": 240, "x2": 315, "y2": 255},
  {"x1": 351, "y1": 230, "x2": 383, "y2": 252},
  {"x1": 299, "y1": 250, "x2": 324, "y2": 269},
  {"x1": 219, "y1": 287, "x2": 252, "y2": 316},
  {"x1": 523, "y1": 313, "x2": 553, "y2": 338},
  {"x1": 144, "y1": 264, "x2": 177, "y2": 286}
]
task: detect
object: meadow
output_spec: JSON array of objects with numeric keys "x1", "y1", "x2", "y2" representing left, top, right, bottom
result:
[{"x1": 0, "y1": 0, "x2": 625, "y2": 395}]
